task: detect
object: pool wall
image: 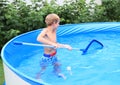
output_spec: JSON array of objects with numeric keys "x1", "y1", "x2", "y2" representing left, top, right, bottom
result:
[{"x1": 1, "y1": 22, "x2": 120, "y2": 85}]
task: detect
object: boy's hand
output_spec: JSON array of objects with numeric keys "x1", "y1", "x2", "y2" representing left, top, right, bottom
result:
[
  {"x1": 63, "y1": 44, "x2": 72, "y2": 50},
  {"x1": 53, "y1": 43, "x2": 72, "y2": 50}
]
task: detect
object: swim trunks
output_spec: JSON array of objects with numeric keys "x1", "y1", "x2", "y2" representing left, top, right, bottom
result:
[{"x1": 40, "y1": 51, "x2": 59, "y2": 67}]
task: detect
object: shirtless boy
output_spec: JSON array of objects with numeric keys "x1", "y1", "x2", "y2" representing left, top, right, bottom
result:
[{"x1": 36, "y1": 13, "x2": 72, "y2": 79}]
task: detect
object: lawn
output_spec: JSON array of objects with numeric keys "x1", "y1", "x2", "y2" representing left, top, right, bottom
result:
[{"x1": 0, "y1": 59, "x2": 4, "y2": 85}]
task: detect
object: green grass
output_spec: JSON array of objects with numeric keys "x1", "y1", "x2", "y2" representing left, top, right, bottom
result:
[{"x1": 0, "y1": 59, "x2": 4, "y2": 85}]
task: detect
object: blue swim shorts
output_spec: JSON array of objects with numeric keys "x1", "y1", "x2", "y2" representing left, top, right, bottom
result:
[{"x1": 40, "y1": 53, "x2": 59, "y2": 67}]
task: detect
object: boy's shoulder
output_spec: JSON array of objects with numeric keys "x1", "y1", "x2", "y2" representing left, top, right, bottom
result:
[
  {"x1": 40, "y1": 28, "x2": 48, "y2": 34},
  {"x1": 42, "y1": 28, "x2": 47, "y2": 32}
]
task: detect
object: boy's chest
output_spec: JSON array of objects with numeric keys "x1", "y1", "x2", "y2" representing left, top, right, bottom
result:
[{"x1": 46, "y1": 32, "x2": 56, "y2": 42}]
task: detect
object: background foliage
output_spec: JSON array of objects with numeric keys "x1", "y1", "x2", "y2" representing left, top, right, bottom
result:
[{"x1": 0, "y1": 0, "x2": 120, "y2": 51}]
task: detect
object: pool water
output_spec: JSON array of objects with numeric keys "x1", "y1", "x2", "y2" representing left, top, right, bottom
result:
[{"x1": 17, "y1": 32, "x2": 120, "y2": 85}]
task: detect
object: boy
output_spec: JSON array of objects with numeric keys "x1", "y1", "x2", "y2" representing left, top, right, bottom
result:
[{"x1": 36, "y1": 13, "x2": 72, "y2": 79}]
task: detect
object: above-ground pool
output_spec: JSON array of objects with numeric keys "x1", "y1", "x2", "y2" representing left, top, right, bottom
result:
[{"x1": 1, "y1": 22, "x2": 120, "y2": 85}]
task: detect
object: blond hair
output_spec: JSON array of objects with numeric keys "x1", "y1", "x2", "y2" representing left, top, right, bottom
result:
[{"x1": 45, "y1": 13, "x2": 60, "y2": 26}]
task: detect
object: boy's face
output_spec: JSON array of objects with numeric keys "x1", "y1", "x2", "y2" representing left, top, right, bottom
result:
[{"x1": 53, "y1": 21, "x2": 60, "y2": 29}]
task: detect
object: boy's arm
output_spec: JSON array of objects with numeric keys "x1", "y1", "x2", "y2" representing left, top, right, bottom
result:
[
  {"x1": 37, "y1": 29, "x2": 57, "y2": 47},
  {"x1": 57, "y1": 43, "x2": 72, "y2": 50},
  {"x1": 37, "y1": 29, "x2": 72, "y2": 49}
]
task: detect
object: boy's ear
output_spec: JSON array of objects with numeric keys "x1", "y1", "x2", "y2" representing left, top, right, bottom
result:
[{"x1": 53, "y1": 21, "x2": 56, "y2": 24}]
